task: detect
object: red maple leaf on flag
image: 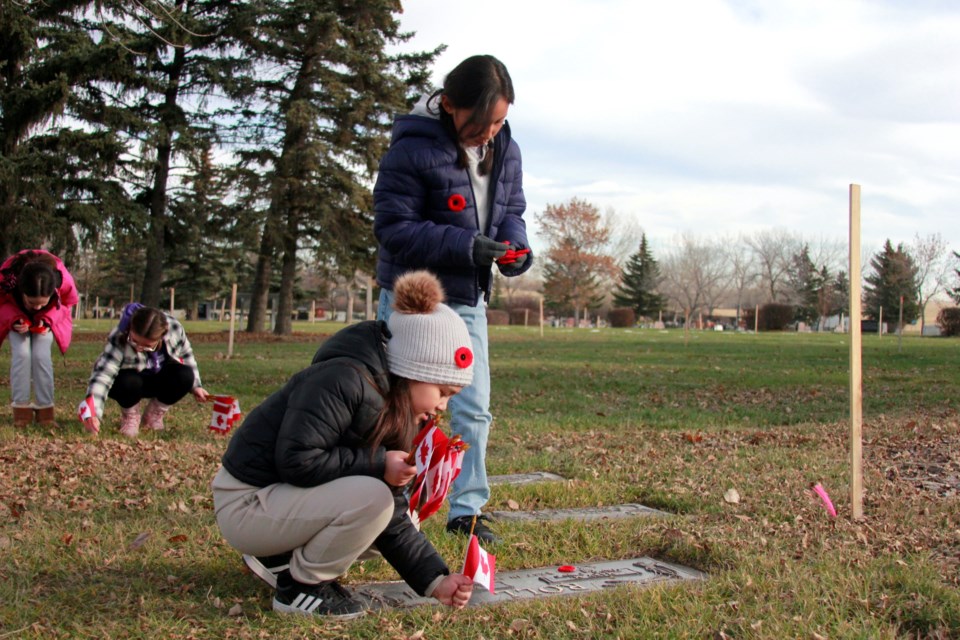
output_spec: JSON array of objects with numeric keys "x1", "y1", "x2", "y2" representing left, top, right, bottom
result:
[{"x1": 462, "y1": 533, "x2": 495, "y2": 593}]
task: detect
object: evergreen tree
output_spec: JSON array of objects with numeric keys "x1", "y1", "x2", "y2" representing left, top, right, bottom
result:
[
  {"x1": 0, "y1": 1, "x2": 127, "y2": 260},
  {"x1": 612, "y1": 233, "x2": 665, "y2": 319},
  {"x1": 232, "y1": 0, "x2": 439, "y2": 334},
  {"x1": 164, "y1": 144, "x2": 256, "y2": 316},
  {"x1": 786, "y1": 244, "x2": 825, "y2": 326},
  {"x1": 863, "y1": 240, "x2": 920, "y2": 330},
  {"x1": 832, "y1": 270, "x2": 850, "y2": 316},
  {"x1": 84, "y1": 0, "x2": 249, "y2": 306}
]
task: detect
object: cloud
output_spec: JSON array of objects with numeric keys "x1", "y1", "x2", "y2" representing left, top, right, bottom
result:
[{"x1": 393, "y1": 0, "x2": 960, "y2": 255}]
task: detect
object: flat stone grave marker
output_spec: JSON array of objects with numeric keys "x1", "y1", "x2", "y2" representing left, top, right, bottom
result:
[
  {"x1": 489, "y1": 471, "x2": 566, "y2": 486},
  {"x1": 490, "y1": 503, "x2": 670, "y2": 521},
  {"x1": 353, "y1": 557, "x2": 705, "y2": 610}
]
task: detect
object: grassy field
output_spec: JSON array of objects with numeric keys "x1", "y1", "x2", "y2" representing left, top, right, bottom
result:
[{"x1": 1, "y1": 323, "x2": 958, "y2": 638}]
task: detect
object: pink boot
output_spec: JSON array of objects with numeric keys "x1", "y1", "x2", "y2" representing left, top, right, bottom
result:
[
  {"x1": 143, "y1": 399, "x2": 171, "y2": 431},
  {"x1": 119, "y1": 403, "x2": 142, "y2": 438}
]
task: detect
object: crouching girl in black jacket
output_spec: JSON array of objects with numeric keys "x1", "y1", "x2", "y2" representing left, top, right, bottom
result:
[{"x1": 212, "y1": 271, "x2": 476, "y2": 618}]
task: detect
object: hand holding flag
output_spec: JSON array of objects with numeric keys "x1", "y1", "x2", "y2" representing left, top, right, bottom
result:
[
  {"x1": 462, "y1": 533, "x2": 496, "y2": 594},
  {"x1": 406, "y1": 417, "x2": 469, "y2": 521},
  {"x1": 78, "y1": 396, "x2": 99, "y2": 434}
]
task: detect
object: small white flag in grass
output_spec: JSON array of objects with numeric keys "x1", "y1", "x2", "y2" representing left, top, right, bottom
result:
[
  {"x1": 209, "y1": 395, "x2": 242, "y2": 434},
  {"x1": 462, "y1": 533, "x2": 496, "y2": 593}
]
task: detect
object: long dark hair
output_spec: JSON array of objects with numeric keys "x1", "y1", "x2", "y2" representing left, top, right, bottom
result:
[
  {"x1": 434, "y1": 54, "x2": 515, "y2": 175},
  {"x1": 17, "y1": 261, "x2": 58, "y2": 299},
  {"x1": 368, "y1": 375, "x2": 417, "y2": 454}
]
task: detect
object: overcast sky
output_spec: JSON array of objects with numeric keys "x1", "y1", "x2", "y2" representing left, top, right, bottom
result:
[{"x1": 393, "y1": 0, "x2": 959, "y2": 261}]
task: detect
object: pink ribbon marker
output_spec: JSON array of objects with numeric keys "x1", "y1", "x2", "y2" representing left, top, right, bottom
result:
[{"x1": 811, "y1": 483, "x2": 837, "y2": 518}]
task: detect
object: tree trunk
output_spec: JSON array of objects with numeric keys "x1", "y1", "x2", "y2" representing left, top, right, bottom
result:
[
  {"x1": 246, "y1": 237, "x2": 273, "y2": 333},
  {"x1": 346, "y1": 286, "x2": 355, "y2": 324},
  {"x1": 274, "y1": 228, "x2": 297, "y2": 335},
  {"x1": 140, "y1": 46, "x2": 186, "y2": 307}
]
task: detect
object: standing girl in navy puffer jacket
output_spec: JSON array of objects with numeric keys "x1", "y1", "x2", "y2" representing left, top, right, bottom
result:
[{"x1": 374, "y1": 54, "x2": 533, "y2": 545}]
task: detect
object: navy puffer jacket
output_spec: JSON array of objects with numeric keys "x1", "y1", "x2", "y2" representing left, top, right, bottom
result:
[
  {"x1": 220, "y1": 321, "x2": 449, "y2": 595},
  {"x1": 374, "y1": 115, "x2": 532, "y2": 305}
]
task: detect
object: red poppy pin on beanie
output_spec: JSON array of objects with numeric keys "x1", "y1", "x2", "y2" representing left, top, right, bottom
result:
[
  {"x1": 447, "y1": 193, "x2": 466, "y2": 212},
  {"x1": 454, "y1": 346, "x2": 473, "y2": 368}
]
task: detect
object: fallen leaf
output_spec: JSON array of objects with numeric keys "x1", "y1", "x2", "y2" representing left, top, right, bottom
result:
[
  {"x1": 510, "y1": 618, "x2": 531, "y2": 632},
  {"x1": 723, "y1": 488, "x2": 741, "y2": 504},
  {"x1": 129, "y1": 531, "x2": 151, "y2": 550},
  {"x1": 506, "y1": 499, "x2": 520, "y2": 510},
  {"x1": 227, "y1": 603, "x2": 243, "y2": 617}
]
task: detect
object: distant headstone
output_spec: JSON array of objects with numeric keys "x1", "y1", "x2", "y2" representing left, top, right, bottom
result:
[
  {"x1": 490, "y1": 503, "x2": 669, "y2": 522},
  {"x1": 352, "y1": 557, "x2": 705, "y2": 610},
  {"x1": 489, "y1": 471, "x2": 566, "y2": 486}
]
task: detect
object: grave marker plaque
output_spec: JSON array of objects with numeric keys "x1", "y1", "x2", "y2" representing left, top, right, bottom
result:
[
  {"x1": 490, "y1": 503, "x2": 669, "y2": 522},
  {"x1": 489, "y1": 471, "x2": 566, "y2": 486},
  {"x1": 353, "y1": 557, "x2": 705, "y2": 610}
]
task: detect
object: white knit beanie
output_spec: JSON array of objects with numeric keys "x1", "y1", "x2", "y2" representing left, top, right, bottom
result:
[{"x1": 386, "y1": 271, "x2": 474, "y2": 387}]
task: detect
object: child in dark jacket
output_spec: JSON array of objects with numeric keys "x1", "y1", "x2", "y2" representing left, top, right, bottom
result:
[{"x1": 212, "y1": 271, "x2": 475, "y2": 618}]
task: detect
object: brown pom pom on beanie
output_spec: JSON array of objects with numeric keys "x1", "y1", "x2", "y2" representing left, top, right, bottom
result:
[{"x1": 386, "y1": 271, "x2": 474, "y2": 386}]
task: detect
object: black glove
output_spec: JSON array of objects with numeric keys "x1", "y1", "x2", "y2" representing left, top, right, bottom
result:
[
  {"x1": 507, "y1": 251, "x2": 528, "y2": 269},
  {"x1": 472, "y1": 235, "x2": 509, "y2": 266}
]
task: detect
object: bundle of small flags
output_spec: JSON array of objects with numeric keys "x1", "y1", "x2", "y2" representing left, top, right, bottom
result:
[
  {"x1": 462, "y1": 532, "x2": 496, "y2": 593},
  {"x1": 406, "y1": 417, "x2": 469, "y2": 521},
  {"x1": 209, "y1": 395, "x2": 242, "y2": 434}
]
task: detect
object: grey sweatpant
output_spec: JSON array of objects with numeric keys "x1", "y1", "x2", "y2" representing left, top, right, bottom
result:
[
  {"x1": 211, "y1": 466, "x2": 394, "y2": 585},
  {"x1": 9, "y1": 330, "x2": 54, "y2": 407}
]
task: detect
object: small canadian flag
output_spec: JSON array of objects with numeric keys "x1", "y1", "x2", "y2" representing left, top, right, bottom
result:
[
  {"x1": 77, "y1": 396, "x2": 96, "y2": 422},
  {"x1": 209, "y1": 395, "x2": 242, "y2": 434},
  {"x1": 462, "y1": 533, "x2": 496, "y2": 593}
]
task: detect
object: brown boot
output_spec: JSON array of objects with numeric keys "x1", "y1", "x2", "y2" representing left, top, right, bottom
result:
[
  {"x1": 35, "y1": 406, "x2": 59, "y2": 428},
  {"x1": 12, "y1": 405, "x2": 33, "y2": 428}
]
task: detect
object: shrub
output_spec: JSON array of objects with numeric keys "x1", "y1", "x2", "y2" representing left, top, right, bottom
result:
[
  {"x1": 607, "y1": 308, "x2": 636, "y2": 328},
  {"x1": 745, "y1": 303, "x2": 794, "y2": 331},
  {"x1": 937, "y1": 307, "x2": 960, "y2": 337},
  {"x1": 509, "y1": 308, "x2": 536, "y2": 325},
  {"x1": 486, "y1": 309, "x2": 510, "y2": 326}
]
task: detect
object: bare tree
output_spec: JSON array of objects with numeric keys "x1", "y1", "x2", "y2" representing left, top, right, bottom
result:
[
  {"x1": 603, "y1": 207, "x2": 644, "y2": 268},
  {"x1": 746, "y1": 229, "x2": 800, "y2": 302},
  {"x1": 725, "y1": 234, "x2": 760, "y2": 327},
  {"x1": 660, "y1": 232, "x2": 731, "y2": 327},
  {"x1": 910, "y1": 232, "x2": 952, "y2": 335}
]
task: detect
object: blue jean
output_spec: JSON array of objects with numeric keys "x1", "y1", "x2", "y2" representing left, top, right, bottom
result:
[
  {"x1": 8, "y1": 329, "x2": 55, "y2": 407},
  {"x1": 378, "y1": 288, "x2": 492, "y2": 520}
]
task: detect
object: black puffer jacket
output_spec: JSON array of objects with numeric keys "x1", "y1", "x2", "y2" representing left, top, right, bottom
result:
[{"x1": 221, "y1": 320, "x2": 449, "y2": 595}]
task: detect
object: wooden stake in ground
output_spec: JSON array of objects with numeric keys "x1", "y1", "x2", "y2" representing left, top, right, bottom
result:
[
  {"x1": 539, "y1": 297, "x2": 544, "y2": 338},
  {"x1": 228, "y1": 283, "x2": 238, "y2": 359},
  {"x1": 849, "y1": 184, "x2": 863, "y2": 520}
]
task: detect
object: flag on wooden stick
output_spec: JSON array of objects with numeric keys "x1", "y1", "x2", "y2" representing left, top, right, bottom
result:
[{"x1": 462, "y1": 533, "x2": 496, "y2": 593}]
